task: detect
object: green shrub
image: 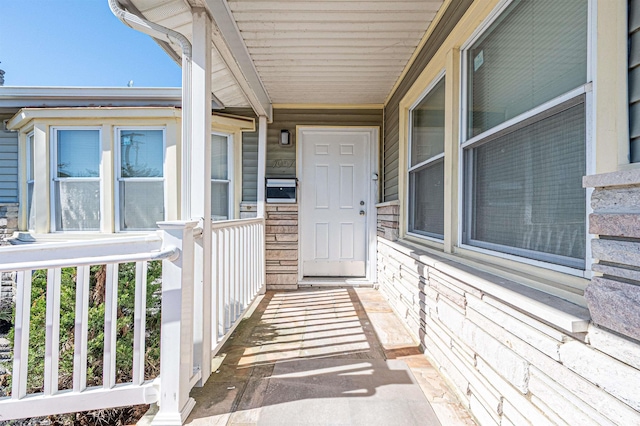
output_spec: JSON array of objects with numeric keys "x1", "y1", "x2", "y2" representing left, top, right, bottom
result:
[{"x1": 1, "y1": 261, "x2": 162, "y2": 394}]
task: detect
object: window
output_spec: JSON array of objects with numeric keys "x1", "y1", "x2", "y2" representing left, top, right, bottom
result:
[
  {"x1": 117, "y1": 129, "x2": 165, "y2": 231},
  {"x1": 52, "y1": 128, "x2": 101, "y2": 231},
  {"x1": 630, "y1": 0, "x2": 640, "y2": 162},
  {"x1": 211, "y1": 133, "x2": 233, "y2": 220},
  {"x1": 462, "y1": 0, "x2": 589, "y2": 269},
  {"x1": 408, "y1": 77, "x2": 445, "y2": 239},
  {"x1": 26, "y1": 132, "x2": 35, "y2": 230}
]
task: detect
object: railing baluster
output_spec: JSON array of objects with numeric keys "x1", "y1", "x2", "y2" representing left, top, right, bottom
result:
[
  {"x1": 211, "y1": 230, "x2": 219, "y2": 347},
  {"x1": 234, "y1": 226, "x2": 240, "y2": 321},
  {"x1": 73, "y1": 266, "x2": 90, "y2": 392},
  {"x1": 241, "y1": 225, "x2": 246, "y2": 309},
  {"x1": 12, "y1": 270, "x2": 32, "y2": 400},
  {"x1": 103, "y1": 263, "x2": 119, "y2": 389},
  {"x1": 133, "y1": 261, "x2": 148, "y2": 386},
  {"x1": 44, "y1": 268, "x2": 61, "y2": 396},
  {"x1": 223, "y1": 228, "x2": 229, "y2": 333}
]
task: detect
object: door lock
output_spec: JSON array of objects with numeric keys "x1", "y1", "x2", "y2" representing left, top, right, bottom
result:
[{"x1": 360, "y1": 201, "x2": 365, "y2": 205}]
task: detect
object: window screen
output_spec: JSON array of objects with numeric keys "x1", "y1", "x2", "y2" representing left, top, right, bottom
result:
[
  {"x1": 118, "y1": 129, "x2": 164, "y2": 231},
  {"x1": 409, "y1": 77, "x2": 445, "y2": 239},
  {"x1": 465, "y1": 100, "x2": 586, "y2": 268},
  {"x1": 54, "y1": 129, "x2": 100, "y2": 231},
  {"x1": 467, "y1": 0, "x2": 588, "y2": 138},
  {"x1": 212, "y1": 134, "x2": 231, "y2": 220}
]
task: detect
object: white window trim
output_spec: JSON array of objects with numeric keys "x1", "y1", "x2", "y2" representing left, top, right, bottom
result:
[
  {"x1": 114, "y1": 126, "x2": 167, "y2": 232},
  {"x1": 50, "y1": 126, "x2": 102, "y2": 232},
  {"x1": 26, "y1": 132, "x2": 35, "y2": 231},
  {"x1": 211, "y1": 131, "x2": 234, "y2": 221},
  {"x1": 406, "y1": 72, "x2": 446, "y2": 242},
  {"x1": 457, "y1": 0, "x2": 594, "y2": 276}
]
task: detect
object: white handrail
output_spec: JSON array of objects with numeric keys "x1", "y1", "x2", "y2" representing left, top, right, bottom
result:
[{"x1": 0, "y1": 247, "x2": 178, "y2": 272}]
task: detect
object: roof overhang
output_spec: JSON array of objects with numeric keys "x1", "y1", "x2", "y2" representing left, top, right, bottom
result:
[{"x1": 123, "y1": 0, "x2": 446, "y2": 113}]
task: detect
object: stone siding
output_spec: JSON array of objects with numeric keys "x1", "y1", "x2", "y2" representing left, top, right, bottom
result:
[
  {"x1": 377, "y1": 237, "x2": 640, "y2": 425},
  {"x1": 0, "y1": 203, "x2": 18, "y2": 246},
  {"x1": 584, "y1": 169, "x2": 640, "y2": 342},
  {"x1": 376, "y1": 201, "x2": 399, "y2": 242},
  {"x1": 240, "y1": 202, "x2": 258, "y2": 219},
  {"x1": 265, "y1": 204, "x2": 298, "y2": 290}
]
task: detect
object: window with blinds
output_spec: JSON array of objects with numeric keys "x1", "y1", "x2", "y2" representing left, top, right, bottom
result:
[
  {"x1": 52, "y1": 129, "x2": 101, "y2": 231},
  {"x1": 117, "y1": 129, "x2": 165, "y2": 231},
  {"x1": 462, "y1": 0, "x2": 589, "y2": 268},
  {"x1": 408, "y1": 76, "x2": 445, "y2": 239},
  {"x1": 211, "y1": 133, "x2": 233, "y2": 220}
]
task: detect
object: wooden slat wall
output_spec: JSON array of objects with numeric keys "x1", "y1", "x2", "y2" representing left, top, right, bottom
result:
[
  {"x1": 228, "y1": 108, "x2": 383, "y2": 202},
  {"x1": 630, "y1": 0, "x2": 640, "y2": 162},
  {"x1": 0, "y1": 125, "x2": 18, "y2": 203},
  {"x1": 382, "y1": 0, "x2": 473, "y2": 201}
]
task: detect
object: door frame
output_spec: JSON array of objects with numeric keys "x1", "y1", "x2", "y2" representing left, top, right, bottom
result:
[{"x1": 296, "y1": 126, "x2": 379, "y2": 284}]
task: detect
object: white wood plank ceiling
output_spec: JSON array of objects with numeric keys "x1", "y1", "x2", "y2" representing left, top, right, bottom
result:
[{"x1": 127, "y1": 0, "x2": 445, "y2": 107}]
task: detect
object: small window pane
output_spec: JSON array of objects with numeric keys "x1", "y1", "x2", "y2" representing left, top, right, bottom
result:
[
  {"x1": 120, "y1": 130, "x2": 164, "y2": 178},
  {"x1": 57, "y1": 130, "x2": 100, "y2": 177},
  {"x1": 27, "y1": 134, "x2": 34, "y2": 181},
  {"x1": 467, "y1": 0, "x2": 588, "y2": 137},
  {"x1": 211, "y1": 181, "x2": 229, "y2": 220},
  {"x1": 27, "y1": 183, "x2": 35, "y2": 231},
  {"x1": 411, "y1": 78, "x2": 445, "y2": 166},
  {"x1": 466, "y1": 102, "x2": 586, "y2": 267},
  {"x1": 55, "y1": 180, "x2": 100, "y2": 231},
  {"x1": 409, "y1": 159, "x2": 445, "y2": 238},
  {"x1": 120, "y1": 181, "x2": 164, "y2": 230},
  {"x1": 211, "y1": 134, "x2": 228, "y2": 180}
]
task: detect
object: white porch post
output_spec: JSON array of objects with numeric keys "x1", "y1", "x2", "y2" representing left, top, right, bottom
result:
[
  {"x1": 190, "y1": 7, "x2": 213, "y2": 386},
  {"x1": 257, "y1": 116, "x2": 267, "y2": 218},
  {"x1": 154, "y1": 221, "x2": 198, "y2": 425}
]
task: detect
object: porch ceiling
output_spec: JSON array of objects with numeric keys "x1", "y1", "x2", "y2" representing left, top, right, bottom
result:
[{"x1": 126, "y1": 0, "x2": 445, "y2": 108}]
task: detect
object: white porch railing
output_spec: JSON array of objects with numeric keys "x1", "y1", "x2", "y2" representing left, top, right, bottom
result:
[{"x1": 0, "y1": 218, "x2": 266, "y2": 424}]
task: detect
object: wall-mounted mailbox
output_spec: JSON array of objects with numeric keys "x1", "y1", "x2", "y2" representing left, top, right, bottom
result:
[{"x1": 266, "y1": 178, "x2": 297, "y2": 203}]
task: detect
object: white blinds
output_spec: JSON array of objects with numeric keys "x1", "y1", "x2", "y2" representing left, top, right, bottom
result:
[
  {"x1": 467, "y1": 0, "x2": 588, "y2": 138},
  {"x1": 466, "y1": 101, "x2": 586, "y2": 267}
]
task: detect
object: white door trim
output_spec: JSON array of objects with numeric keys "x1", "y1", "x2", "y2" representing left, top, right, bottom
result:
[{"x1": 296, "y1": 126, "x2": 379, "y2": 284}]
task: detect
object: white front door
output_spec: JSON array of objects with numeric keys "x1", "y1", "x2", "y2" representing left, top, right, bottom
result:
[{"x1": 299, "y1": 128, "x2": 374, "y2": 277}]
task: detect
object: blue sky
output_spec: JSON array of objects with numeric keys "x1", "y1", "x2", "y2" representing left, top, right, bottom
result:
[{"x1": 0, "y1": 0, "x2": 182, "y2": 87}]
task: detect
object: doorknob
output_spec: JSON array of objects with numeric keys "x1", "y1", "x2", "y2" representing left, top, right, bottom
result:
[{"x1": 360, "y1": 210, "x2": 365, "y2": 216}]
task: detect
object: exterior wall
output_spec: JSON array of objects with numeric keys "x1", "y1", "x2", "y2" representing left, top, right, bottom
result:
[
  {"x1": 377, "y1": 234, "x2": 640, "y2": 425},
  {"x1": 584, "y1": 170, "x2": 640, "y2": 342},
  {"x1": 375, "y1": 1, "x2": 639, "y2": 424},
  {"x1": 0, "y1": 125, "x2": 19, "y2": 203},
  {"x1": 265, "y1": 204, "x2": 298, "y2": 289},
  {"x1": 0, "y1": 203, "x2": 18, "y2": 245},
  {"x1": 382, "y1": 0, "x2": 473, "y2": 202}
]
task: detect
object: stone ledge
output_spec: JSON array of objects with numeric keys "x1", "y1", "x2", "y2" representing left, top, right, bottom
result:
[
  {"x1": 584, "y1": 277, "x2": 640, "y2": 341},
  {"x1": 583, "y1": 169, "x2": 640, "y2": 188},
  {"x1": 378, "y1": 238, "x2": 590, "y2": 334},
  {"x1": 589, "y1": 213, "x2": 640, "y2": 238}
]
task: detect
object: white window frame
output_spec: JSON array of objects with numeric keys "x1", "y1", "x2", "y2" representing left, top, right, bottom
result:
[
  {"x1": 114, "y1": 126, "x2": 167, "y2": 232},
  {"x1": 26, "y1": 131, "x2": 35, "y2": 231},
  {"x1": 50, "y1": 126, "x2": 102, "y2": 232},
  {"x1": 457, "y1": 0, "x2": 594, "y2": 277},
  {"x1": 406, "y1": 71, "x2": 446, "y2": 242},
  {"x1": 211, "y1": 131, "x2": 234, "y2": 221}
]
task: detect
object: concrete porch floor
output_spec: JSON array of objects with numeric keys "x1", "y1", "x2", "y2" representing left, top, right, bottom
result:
[{"x1": 184, "y1": 288, "x2": 476, "y2": 425}]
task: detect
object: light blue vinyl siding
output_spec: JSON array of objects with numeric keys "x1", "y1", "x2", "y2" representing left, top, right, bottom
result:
[{"x1": 0, "y1": 129, "x2": 19, "y2": 203}]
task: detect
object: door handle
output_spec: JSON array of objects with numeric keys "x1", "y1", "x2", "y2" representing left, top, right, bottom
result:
[{"x1": 360, "y1": 210, "x2": 365, "y2": 216}]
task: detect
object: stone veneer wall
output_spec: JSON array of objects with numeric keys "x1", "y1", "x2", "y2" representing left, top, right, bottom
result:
[
  {"x1": 265, "y1": 204, "x2": 298, "y2": 290},
  {"x1": 583, "y1": 169, "x2": 640, "y2": 341},
  {"x1": 375, "y1": 205, "x2": 640, "y2": 425},
  {"x1": 376, "y1": 201, "x2": 399, "y2": 242},
  {"x1": 0, "y1": 203, "x2": 18, "y2": 246}
]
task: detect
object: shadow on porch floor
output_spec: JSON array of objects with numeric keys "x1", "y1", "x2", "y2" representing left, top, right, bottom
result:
[{"x1": 183, "y1": 288, "x2": 476, "y2": 425}]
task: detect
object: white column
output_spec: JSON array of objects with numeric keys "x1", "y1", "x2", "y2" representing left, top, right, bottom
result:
[
  {"x1": 190, "y1": 7, "x2": 213, "y2": 386},
  {"x1": 33, "y1": 123, "x2": 49, "y2": 233},
  {"x1": 257, "y1": 116, "x2": 267, "y2": 218},
  {"x1": 153, "y1": 221, "x2": 198, "y2": 426}
]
